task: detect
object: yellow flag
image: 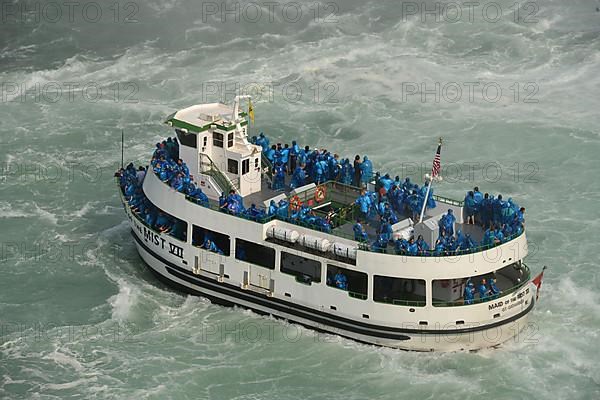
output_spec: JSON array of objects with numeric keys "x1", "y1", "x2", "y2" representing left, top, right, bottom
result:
[{"x1": 248, "y1": 99, "x2": 255, "y2": 124}]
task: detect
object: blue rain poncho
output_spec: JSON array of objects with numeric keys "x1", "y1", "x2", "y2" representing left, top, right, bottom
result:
[
  {"x1": 489, "y1": 279, "x2": 501, "y2": 297},
  {"x1": 290, "y1": 166, "x2": 306, "y2": 189},
  {"x1": 268, "y1": 200, "x2": 278, "y2": 216},
  {"x1": 353, "y1": 222, "x2": 368, "y2": 241},
  {"x1": 355, "y1": 193, "x2": 372, "y2": 214},
  {"x1": 416, "y1": 237, "x2": 429, "y2": 252},
  {"x1": 464, "y1": 192, "x2": 477, "y2": 217},
  {"x1": 334, "y1": 273, "x2": 348, "y2": 290},
  {"x1": 407, "y1": 241, "x2": 418, "y2": 256},
  {"x1": 272, "y1": 164, "x2": 286, "y2": 191},
  {"x1": 464, "y1": 282, "x2": 475, "y2": 304},
  {"x1": 478, "y1": 282, "x2": 489, "y2": 300},
  {"x1": 360, "y1": 156, "x2": 373, "y2": 184},
  {"x1": 340, "y1": 159, "x2": 353, "y2": 185},
  {"x1": 380, "y1": 221, "x2": 393, "y2": 242}
]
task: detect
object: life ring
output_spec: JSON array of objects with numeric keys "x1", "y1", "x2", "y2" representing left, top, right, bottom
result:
[
  {"x1": 314, "y1": 185, "x2": 326, "y2": 202},
  {"x1": 290, "y1": 195, "x2": 302, "y2": 210}
]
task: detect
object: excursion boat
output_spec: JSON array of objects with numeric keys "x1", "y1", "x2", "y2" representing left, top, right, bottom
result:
[{"x1": 116, "y1": 96, "x2": 546, "y2": 352}]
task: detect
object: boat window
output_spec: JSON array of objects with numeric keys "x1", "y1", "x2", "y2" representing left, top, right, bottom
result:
[
  {"x1": 129, "y1": 193, "x2": 188, "y2": 242},
  {"x1": 432, "y1": 262, "x2": 529, "y2": 307},
  {"x1": 213, "y1": 132, "x2": 224, "y2": 148},
  {"x1": 254, "y1": 158, "x2": 259, "y2": 168},
  {"x1": 227, "y1": 159, "x2": 239, "y2": 175},
  {"x1": 175, "y1": 129, "x2": 197, "y2": 148},
  {"x1": 373, "y1": 276, "x2": 426, "y2": 307},
  {"x1": 227, "y1": 132, "x2": 234, "y2": 147},
  {"x1": 280, "y1": 251, "x2": 321, "y2": 284},
  {"x1": 235, "y1": 238, "x2": 275, "y2": 269},
  {"x1": 202, "y1": 136, "x2": 207, "y2": 147},
  {"x1": 192, "y1": 225, "x2": 230, "y2": 256},
  {"x1": 242, "y1": 159, "x2": 250, "y2": 175},
  {"x1": 326, "y1": 265, "x2": 367, "y2": 299}
]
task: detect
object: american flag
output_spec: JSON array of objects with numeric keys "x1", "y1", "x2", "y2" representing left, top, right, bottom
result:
[{"x1": 431, "y1": 140, "x2": 442, "y2": 178}]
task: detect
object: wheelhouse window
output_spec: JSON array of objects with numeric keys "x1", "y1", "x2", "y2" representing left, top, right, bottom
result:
[
  {"x1": 280, "y1": 252, "x2": 321, "y2": 284},
  {"x1": 373, "y1": 276, "x2": 426, "y2": 307},
  {"x1": 227, "y1": 132, "x2": 234, "y2": 148},
  {"x1": 242, "y1": 159, "x2": 250, "y2": 175},
  {"x1": 175, "y1": 129, "x2": 197, "y2": 148},
  {"x1": 235, "y1": 239, "x2": 275, "y2": 269},
  {"x1": 213, "y1": 132, "x2": 224, "y2": 148},
  {"x1": 326, "y1": 265, "x2": 367, "y2": 299},
  {"x1": 192, "y1": 225, "x2": 230, "y2": 256},
  {"x1": 227, "y1": 159, "x2": 239, "y2": 175}
]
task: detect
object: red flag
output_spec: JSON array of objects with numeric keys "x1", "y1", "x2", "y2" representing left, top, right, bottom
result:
[{"x1": 532, "y1": 267, "x2": 547, "y2": 300}]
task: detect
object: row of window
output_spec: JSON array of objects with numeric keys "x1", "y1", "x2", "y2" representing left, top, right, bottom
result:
[
  {"x1": 189, "y1": 225, "x2": 427, "y2": 305},
  {"x1": 146, "y1": 212, "x2": 518, "y2": 307}
]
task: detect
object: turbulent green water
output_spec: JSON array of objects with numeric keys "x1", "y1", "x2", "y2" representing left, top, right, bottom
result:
[{"x1": 1, "y1": 0, "x2": 600, "y2": 398}]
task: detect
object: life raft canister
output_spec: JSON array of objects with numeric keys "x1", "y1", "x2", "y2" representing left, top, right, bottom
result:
[{"x1": 314, "y1": 185, "x2": 326, "y2": 202}]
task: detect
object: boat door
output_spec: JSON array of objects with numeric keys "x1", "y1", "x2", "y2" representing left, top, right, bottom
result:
[
  {"x1": 194, "y1": 250, "x2": 223, "y2": 275},
  {"x1": 249, "y1": 265, "x2": 271, "y2": 290}
]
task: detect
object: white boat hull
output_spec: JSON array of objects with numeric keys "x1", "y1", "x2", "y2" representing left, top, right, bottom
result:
[{"x1": 132, "y1": 230, "x2": 535, "y2": 352}]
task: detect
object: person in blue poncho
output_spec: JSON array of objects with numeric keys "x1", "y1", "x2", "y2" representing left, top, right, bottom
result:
[
  {"x1": 407, "y1": 238, "x2": 418, "y2": 256},
  {"x1": 455, "y1": 229, "x2": 466, "y2": 249},
  {"x1": 416, "y1": 235, "x2": 429, "y2": 253},
  {"x1": 290, "y1": 164, "x2": 306, "y2": 189},
  {"x1": 360, "y1": 155, "x2": 373, "y2": 185},
  {"x1": 276, "y1": 199, "x2": 289, "y2": 219},
  {"x1": 272, "y1": 162, "x2": 286, "y2": 191},
  {"x1": 394, "y1": 238, "x2": 408, "y2": 255},
  {"x1": 202, "y1": 238, "x2": 223, "y2": 255},
  {"x1": 218, "y1": 192, "x2": 227, "y2": 209},
  {"x1": 372, "y1": 234, "x2": 388, "y2": 253},
  {"x1": 494, "y1": 226, "x2": 504, "y2": 244},
  {"x1": 482, "y1": 227, "x2": 496, "y2": 247},
  {"x1": 440, "y1": 209, "x2": 456, "y2": 236},
  {"x1": 479, "y1": 278, "x2": 490, "y2": 301},
  {"x1": 268, "y1": 200, "x2": 278, "y2": 216},
  {"x1": 379, "y1": 173, "x2": 394, "y2": 194},
  {"x1": 379, "y1": 221, "x2": 393, "y2": 243},
  {"x1": 464, "y1": 280, "x2": 475, "y2": 305},
  {"x1": 340, "y1": 158, "x2": 353, "y2": 185},
  {"x1": 355, "y1": 189, "x2": 372, "y2": 223},
  {"x1": 289, "y1": 140, "x2": 300, "y2": 173},
  {"x1": 382, "y1": 203, "x2": 399, "y2": 225},
  {"x1": 353, "y1": 220, "x2": 369, "y2": 241},
  {"x1": 464, "y1": 190, "x2": 477, "y2": 224},
  {"x1": 329, "y1": 154, "x2": 341, "y2": 181},
  {"x1": 334, "y1": 269, "x2": 348, "y2": 290},
  {"x1": 433, "y1": 238, "x2": 445, "y2": 256},
  {"x1": 462, "y1": 233, "x2": 476, "y2": 250},
  {"x1": 489, "y1": 277, "x2": 501, "y2": 299},
  {"x1": 265, "y1": 145, "x2": 276, "y2": 163}
]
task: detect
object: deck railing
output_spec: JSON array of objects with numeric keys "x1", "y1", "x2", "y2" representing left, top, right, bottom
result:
[{"x1": 149, "y1": 160, "x2": 523, "y2": 258}]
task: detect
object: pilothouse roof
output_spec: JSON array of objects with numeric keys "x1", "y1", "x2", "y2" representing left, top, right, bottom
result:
[{"x1": 166, "y1": 103, "x2": 236, "y2": 132}]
